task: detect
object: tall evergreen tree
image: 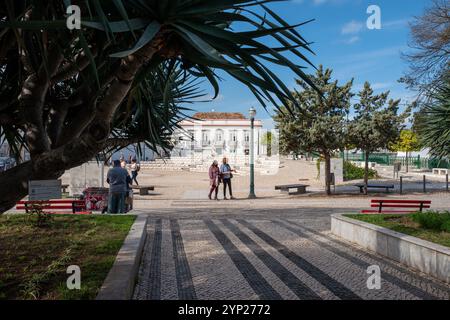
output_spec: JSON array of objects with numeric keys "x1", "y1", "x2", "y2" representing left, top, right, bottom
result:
[
  {"x1": 348, "y1": 82, "x2": 409, "y2": 194},
  {"x1": 274, "y1": 66, "x2": 353, "y2": 195}
]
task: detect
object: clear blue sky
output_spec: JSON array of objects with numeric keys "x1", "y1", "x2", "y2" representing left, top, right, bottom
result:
[{"x1": 186, "y1": 0, "x2": 430, "y2": 128}]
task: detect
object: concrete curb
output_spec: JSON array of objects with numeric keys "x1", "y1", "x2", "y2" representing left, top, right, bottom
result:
[
  {"x1": 96, "y1": 214, "x2": 147, "y2": 300},
  {"x1": 331, "y1": 213, "x2": 450, "y2": 284}
]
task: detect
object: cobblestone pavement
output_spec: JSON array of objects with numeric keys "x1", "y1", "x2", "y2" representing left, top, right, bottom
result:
[{"x1": 133, "y1": 207, "x2": 450, "y2": 300}]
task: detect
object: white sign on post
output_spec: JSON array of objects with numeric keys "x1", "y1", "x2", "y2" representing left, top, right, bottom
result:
[{"x1": 29, "y1": 180, "x2": 62, "y2": 201}]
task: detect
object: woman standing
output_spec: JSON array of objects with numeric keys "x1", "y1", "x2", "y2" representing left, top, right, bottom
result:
[
  {"x1": 208, "y1": 160, "x2": 220, "y2": 200},
  {"x1": 130, "y1": 158, "x2": 140, "y2": 185}
]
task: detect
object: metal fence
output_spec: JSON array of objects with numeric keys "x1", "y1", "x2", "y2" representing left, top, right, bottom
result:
[{"x1": 340, "y1": 152, "x2": 450, "y2": 169}]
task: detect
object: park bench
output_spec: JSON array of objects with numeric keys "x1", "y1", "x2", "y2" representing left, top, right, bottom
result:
[
  {"x1": 354, "y1": 183, "x2": 394, "y2": 193},
  {"x1": 16, "y1": 199, "x2": 91, "y2": 214},
  {"x1": 131, "y1": 185, "x2": 155, "y2": 195},
  {"x1": 275, "y1": 184, "x2": 309, "y2": 195},
  {"x1": 361, "y1": 199, "x2": 432, "y2": 214},
  {"x1": 432, "y1": 168, "x2": 449, "y2": 175}
]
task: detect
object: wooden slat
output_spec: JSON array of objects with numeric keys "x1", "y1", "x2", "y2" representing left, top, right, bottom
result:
[
  {"x1": 370, "y1": 199, "x2": 431, "y2": 204},
  {"x1": 355, "y1": 184, "x2": 394, "y2": 188},
  {"x1": 361, "y1": 210, "x2": 414, "y2": 214},
  {"x1": 17, "y1": 205, "x2": 82, "y2": 210},
  {"x1": 370, "y1": 204, "x2": 430, "y2": 208},
  {"x1": 130, "y1": 185, "x2": 155, "y2": 190},
  {"x1": 41, "y1": 211, "x2": 91, "y2": 215},
  {"x1": 17, "y1": 199, "x2": 84, "y2": 204},
  {"x1": 275, "y1": 184, "x2": 309, "y2": 189}
]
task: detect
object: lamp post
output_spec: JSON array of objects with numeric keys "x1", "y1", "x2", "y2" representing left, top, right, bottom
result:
[{"x1": 248, "y1": 107, "x2": 257, "y2": 199}]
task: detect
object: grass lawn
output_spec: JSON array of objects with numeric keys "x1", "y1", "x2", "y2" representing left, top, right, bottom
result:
[
  {"x1": 345, "y1": 214, "x2": 450, "y2": 248},
  {"x1": 0, "y1": 214, "x2": 136, "y2": 300}
]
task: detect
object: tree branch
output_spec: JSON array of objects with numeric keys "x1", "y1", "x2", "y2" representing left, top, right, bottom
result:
[
  {"x1": 51, "y1": 47, "x2": 98, "y2": 84},
  {"x1": 19, "y1": 43, "x2": 64, "y2": 156}
]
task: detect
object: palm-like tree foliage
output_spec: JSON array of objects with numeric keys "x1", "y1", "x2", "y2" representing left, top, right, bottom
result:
[
  {"x1": 1, "y1": 0, "x2": 314, "y2": 111},
  {"x1": 106, "y1": 62, "x2": 204, "y2": 157},
  {"x1": 0, "y1": 0, "x2": 315, "y2": 212},
  {"x1": 416, "y1": 76, "x2": 450, "y2": 159}
]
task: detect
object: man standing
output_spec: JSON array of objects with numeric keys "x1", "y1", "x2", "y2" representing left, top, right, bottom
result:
[
  {"x1": 107, "y1": 160, "x2": 128, "y2": 213},
  {"x1": 220, "y1": 157, "x2": 236, "y2": 200}
]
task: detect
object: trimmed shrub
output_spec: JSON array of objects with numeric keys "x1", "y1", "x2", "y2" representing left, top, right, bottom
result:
[
  {"x1": 411, "y1": 211, "x2": 450, "y2": 232},
  {"x1": 343, "y1": 161, "x2": 378, "y2": 181},
  {"x1": 442, "y1": 220, "x2": 450, "y2": 233}
]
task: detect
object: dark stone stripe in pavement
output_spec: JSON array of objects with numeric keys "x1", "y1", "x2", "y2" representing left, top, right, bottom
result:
[
  {"x1": 220, "y1": 219, "x2": 322, "y2": 300},
  {"x1": 279, "y1": 219, "x2": 447, "y2": 300},
  {"x1": 146, "y1": 218, "x2": 162, "y2": 299},
  {"x1": 204, "y1": 219, "x2": 283, "y2": 300},
  {"x1": 170, "y1": 219, "x2": 197, "y2": 300},
  {"x1": 236, "y1": 219, "x2": 362, "y2": 300}
]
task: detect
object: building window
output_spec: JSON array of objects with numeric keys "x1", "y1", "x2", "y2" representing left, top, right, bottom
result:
[
  {"x1": 202, "y1": 130, "x2": 209, "y2": 145},
  {"x1": 244, "y1": 130, "x2": 250, "y2": 143},
  {"x1": 230, "y1": 130, "x2": 237, "y2": 142},
  {"x1": 215, "y1": 129, "x2": 223, "y2": 142}
]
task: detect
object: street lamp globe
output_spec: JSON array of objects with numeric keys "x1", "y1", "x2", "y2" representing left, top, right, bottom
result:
[{"x1": 249, "y1": 107, "x2": 256, "y2": 119}]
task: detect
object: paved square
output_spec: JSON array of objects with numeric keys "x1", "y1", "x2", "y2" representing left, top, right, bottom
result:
[{"x1": 133, "y1": 207, "x2": 450, "y2": 300}]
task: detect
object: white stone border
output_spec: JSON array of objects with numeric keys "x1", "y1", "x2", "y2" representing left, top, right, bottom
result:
[
  {"x1": 331, "y1": 213, "x2": 450, "y2": 284},
  {"x1": 96, "y1": 214, "x2": 147, "y2": 300}
]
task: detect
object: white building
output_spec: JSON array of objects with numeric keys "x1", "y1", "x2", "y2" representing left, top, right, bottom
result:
[
  {"x1": 173, "y1": 112, "x2": 263, "y2": 160},
  {"x1": 141, "y1": 112, "x2": 280, "y2": 175}
]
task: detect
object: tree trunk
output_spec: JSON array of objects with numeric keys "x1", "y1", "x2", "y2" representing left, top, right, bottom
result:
[
  {"x1": 0, "y1": 162, "x2": 33, "y2": 212},
  {"x1": 0, "y1": 127, "x2": 149, "y2": 213},
  {"x1": 0, "y1": 41, "x2": 161, "y2": 213},
  {"x1": 324, "y1": 153, "x2": 331, "y2": 195},
  {"x1": 364, "y1": 151, "x2": 369, "y2": 195},
  {"x1": 0, "y1": 158, "x2": 68, "y2": 212},
  {"x1": 0, "y1": 132, "x2": 105, "y2": 212}
]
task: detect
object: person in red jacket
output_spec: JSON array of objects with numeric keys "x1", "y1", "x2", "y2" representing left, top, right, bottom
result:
[{"x1": 208, "y1": 160, "x2": 220, "y2": 200}]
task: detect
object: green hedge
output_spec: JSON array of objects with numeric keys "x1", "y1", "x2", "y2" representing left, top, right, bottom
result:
[
  {"x1": 411, "y1": 211, "x2": 450, "y2": 232},
  {"x1": 343, "y1": 161, "x2": 377, "y2": 181}
]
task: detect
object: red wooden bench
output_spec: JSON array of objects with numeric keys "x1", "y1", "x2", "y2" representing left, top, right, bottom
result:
[
  {"x1": 16, "y1": 199, "x2": 91, "y2": 214},
  {"x1": 361, "y1": 199, "x2": 431, "y2": 214}
]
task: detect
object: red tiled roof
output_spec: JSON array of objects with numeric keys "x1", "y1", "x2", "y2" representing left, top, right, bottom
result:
[{"x1": 193, "y1": 112, "x2": 246, "y2": 120}]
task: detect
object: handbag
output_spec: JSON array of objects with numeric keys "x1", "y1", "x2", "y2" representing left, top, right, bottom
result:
[{"x1": 228, "y1": 164, "x2": 233, "y2": 179}]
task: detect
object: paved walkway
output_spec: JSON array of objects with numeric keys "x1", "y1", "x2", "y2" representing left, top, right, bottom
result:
[{"x1": 133, "y1": 207, "x2": 450, "y2": 300}]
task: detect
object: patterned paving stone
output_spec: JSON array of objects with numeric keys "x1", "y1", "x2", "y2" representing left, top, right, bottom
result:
[
  {"x1": 219, "y1": 219, "x2": 321, "y2": 300},
  {"x1": 160, "y1": 219, "x2": 179, "y2": 300},
  {"x1": 178, "y1": 219, "x2": 258, "y2": 300},
  {"x1": 133, "y1": 212, "x2": 450, "y2": 300}
]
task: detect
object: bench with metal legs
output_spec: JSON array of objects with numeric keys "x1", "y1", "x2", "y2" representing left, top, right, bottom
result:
[{"x1": 361, "y1": 199, "x2": 432, "y2": 214}]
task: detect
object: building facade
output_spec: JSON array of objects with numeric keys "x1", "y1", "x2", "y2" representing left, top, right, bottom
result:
[{"x1": 172, "y1": 112, "x2": 264, "y2": 161}]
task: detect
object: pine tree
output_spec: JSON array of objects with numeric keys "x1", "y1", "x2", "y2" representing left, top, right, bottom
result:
[
  {"x1": 274, "y1": 66, "x2": 353, "y2": 195},
  {"x1": 348, "y1": 82, "x2": 409, "y2": 194}
]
